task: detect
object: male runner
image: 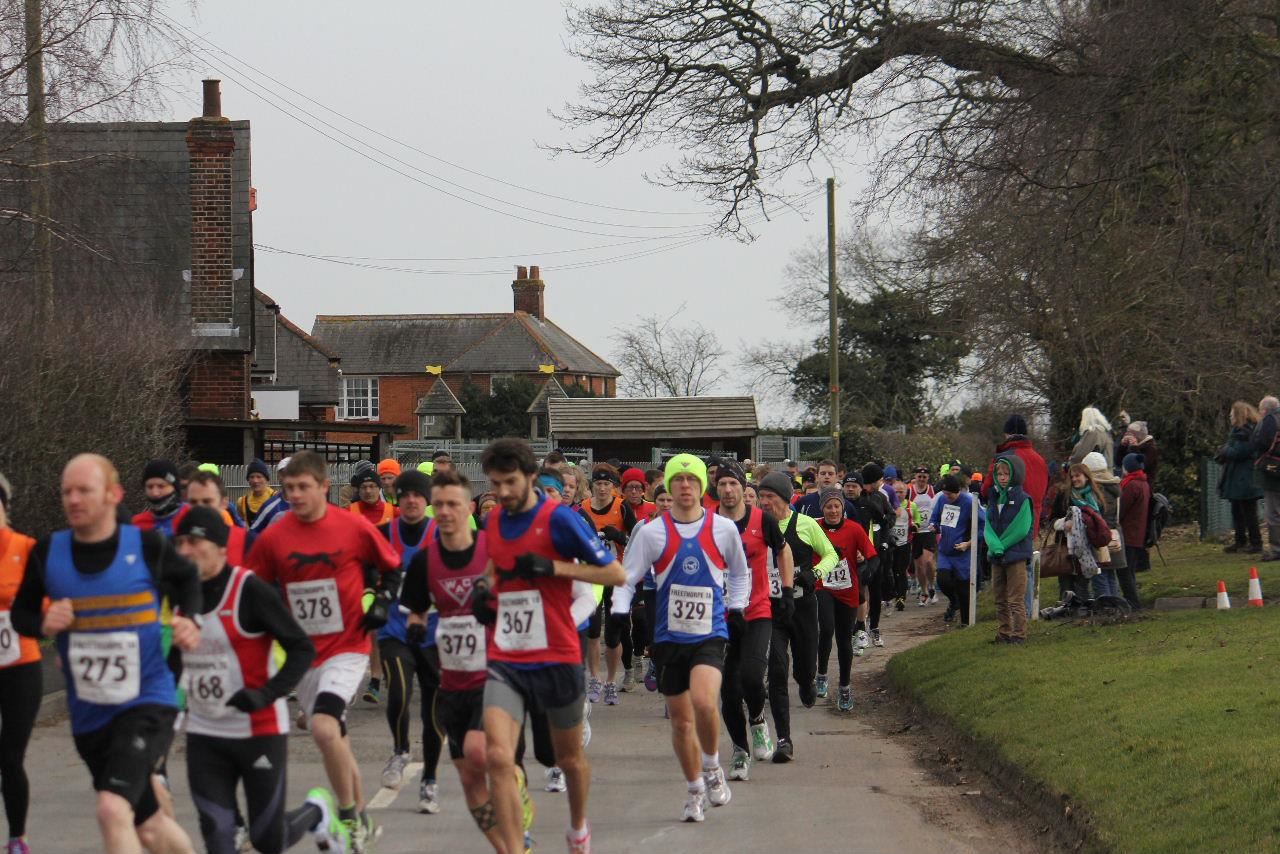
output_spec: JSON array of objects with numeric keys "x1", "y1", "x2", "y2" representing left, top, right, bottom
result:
[
  {"x1": 615, "y1": 455, "x2": 749, "y2": 821},
  {"x1": 132, "y1": 459, "x2": 186, "y2": 536},
  {"x1": 701, "y1": 457, "x2": 721, "y2": 512},
  {"x1": 856, "y1": 463, "x2": 893, "y2": 650},
  {"x1": 376, "y1": 460, "x2": 401, "y2": 507},
  {"x1": 349, "y1": 467, "x2": 396, "y2": 527},
  {"x1": 12, "y1": 454, "x2": 201, "y2": 854},
  {"x1": 399, "y1": 470, "x2": 504, "y2": 851},
  {"x1": 713, "y1": 461, "x2": 792, "y2": 780},
  {"x1": 474, "y1": 439, "x2": 625, "y2": 854},
  {"x1": 430, "y1": 451, "x2": 454, "y2": 473},
  {"x1": 184, "y1": 471, "x2": 252, "y2": 566},
  {"x1": 236, "y1": 459, "x2": 281, "y2": 530},
  {"x1": 620, "y1": 468, "x2": 655, "y2": 687},
  {"x1": 373, "y1": 469, "x2": 444, "y2": 814},
  {"x1": 795, "y1": 460, "x2": 858, "y2": 519},
  {"x1": 582, "y1": 465, "x2": 635, "y2": 706},
  {"x1": 247, "y1": 451, "x2": 403, "y2": 851},
  {"x1": 908, "y1": 466, "x2": 939, "y2": 605},
  {"x1": 754, "y1": 472, "x2": 836, "y2": 762},
  {"x1": 173, "y1": 507, "x2": 344, "y2": 854}
]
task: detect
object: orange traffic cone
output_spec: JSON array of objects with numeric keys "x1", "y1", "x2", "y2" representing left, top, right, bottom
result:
[
  {"x1": 1248, "y1": 567, "x2": 1264, "y2": 608},
  {"x1": 1217, "y1": 580, "x2": 1231, "y2": 610}
]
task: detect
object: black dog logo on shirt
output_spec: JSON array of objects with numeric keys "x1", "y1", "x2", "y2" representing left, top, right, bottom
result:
[{"x1": 287, "y1": 551, "x2": 342, "y2": 570}]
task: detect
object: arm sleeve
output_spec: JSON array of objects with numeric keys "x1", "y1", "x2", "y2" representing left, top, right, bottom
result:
[
  {"x1": 237, "y1": 574, "x2": 315, "y2": 700},
  {"x1": 11, "y1": 542, "x2": 49, "y2": 638},
  {"x1": 614, "y1": 523, "x2": 662, "y2": 615},
  {"x1": 718, "y1": 520, "x2": 751, "y2": 610},
  {"x1": 400, "y1": 549, "x2": 431, "y2": 614},
  {"x1": 245, "y1": 532, "x2": 275, "y2": 585},
  {"x1": 364, "y1": 523, "x2": 403, "y2": 574},
  {"x1": 928, "y1": 500, "x2": 943, "y2": 529},
  {"x1": 853, "y1": 522, "x2": 878, "y2": 560},
  {"x1": 550, "y1": 506, "x2": 614, "y2": 567},
  {"x1": 762, "y1": 512, "x2": 786, "y2": 557},
  {"x1": 621, "y1": 502, "x2": 637, "y2": 535},
  {"x1": 800, "y1": 515, "x2": 839, "y2": 578},
  {"x1": 145, "y1": 532, "x2": 201, "y2": 617},
  {"x1": 570, "y1": 580, "x2": 598, "y2": 626}
]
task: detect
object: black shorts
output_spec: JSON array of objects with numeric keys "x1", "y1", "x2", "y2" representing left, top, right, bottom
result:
[
  {"x1": 652, "y1": 638, "x2": 727, "y2": 697},
  {"x1": 434, "y1": 688, "x2": 484, "y2": 761},
  {"x1": 913, "y1": 531, "x2": 938, "y2": 557},
  {"x1": 484, "y1": 661, "x2": 585, "y2": 730},
  {"x1": 587, "y1": 604, "x2": 602, "y2": 640},
  {"x1": 73, "y1": 704, "x2": 176, "y2": 824}
]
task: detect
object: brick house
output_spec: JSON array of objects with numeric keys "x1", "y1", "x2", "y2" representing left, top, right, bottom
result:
[
  {"x1": 251, "y1": 289, "x2": 341, "y2": 422},
  {"x1": 312, "y1": 266, "x2": 620, "y2": 441}
]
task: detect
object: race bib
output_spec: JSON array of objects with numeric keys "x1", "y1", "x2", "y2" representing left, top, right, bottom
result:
[
  {"x1": 69, "y1": 632, "x2": 140, "y2": 705},
  {"x1": 436, "y1": 615, "x2": 486, "y2": 671},
  {"x1": 940, "y1": 504, "x2": 961, "y2": 529},
  {"x1": 287, "y1": 579, "x2": 344, "y2": 635},
  {"x1": 495, "y1": 591, "x2": 548, "y2": 652},
  {"x1": 0, "y1": 611, "x2": 19, "y2": 667},
  {"x1": 668, "y1": 584, "x2": 714, "y2": 635},
  {"x1": 892, "y1": 519, "x2": 909, "y2": 545},
  {"x1": 768, "y1": 563, "x2": 782, "y2": 598},
  {"x1": 825, "y1": 559, "x2": 853, "y2": 591},
  {"x1": 183, "y1": 649, "x2": 240, "y2": 719}
]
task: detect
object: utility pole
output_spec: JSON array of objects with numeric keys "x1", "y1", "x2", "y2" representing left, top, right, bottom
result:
[
  {"x1": 826, "y1": 177, "x2": 840, "y2": 462},
  {"x1": 25, "y1": 0, "x2": 54, "y2": 322}
]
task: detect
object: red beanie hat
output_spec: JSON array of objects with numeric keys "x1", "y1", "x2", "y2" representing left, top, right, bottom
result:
[{"x1": 620, "y1": 468, "x2": 647, "y2": 489}]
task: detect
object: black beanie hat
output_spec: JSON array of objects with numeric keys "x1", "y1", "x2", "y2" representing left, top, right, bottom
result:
[
  {"x1": 175, "y1": 505, "x2": 230, "y2": 547},
  {"x1": 1003, "y1": 414, "x2": 1028, "y2": 435},
  {"x1": 142, "y1": 458, "x2": 179, "y2": 487},
  {"x1": 350, "y1": 467, "x2": 378, "y2": 488},
  {"x1": 861, "y1": 463, "x2": 885, "y2": 484},
  {"x1": 395, "y1": 469, "x2": 433, "y2": 500},
  {"x1": 716, "y1": 461, "x2": 746, "y2": 486},
  {"x1": 941, "y1": 474, "x2": 963, "y2": 494}
]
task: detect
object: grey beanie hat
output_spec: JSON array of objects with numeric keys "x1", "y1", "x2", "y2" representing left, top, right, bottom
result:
[
  {"x1": 757, "y1": 471, "x2": 794, "y2": 502},
  {"x1": 818, "y1": 486, "x2": 844, "y2": 510}
]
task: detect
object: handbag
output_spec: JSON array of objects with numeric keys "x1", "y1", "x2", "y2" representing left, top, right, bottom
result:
[
  {"x1": 1039, "y1": 529, "x2": 1074, "y2": 578},
  {"x1": 1258, "y1": 428, "x2": 1280, "y2": 478}
]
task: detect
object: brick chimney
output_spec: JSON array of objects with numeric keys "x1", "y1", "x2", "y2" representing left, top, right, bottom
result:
[
  {"x1": 186, "y1": 79, "x2": 235, "y2": 331},
  {"x1": 512, "y1": 263, "x2": 545, "y2": 319}
]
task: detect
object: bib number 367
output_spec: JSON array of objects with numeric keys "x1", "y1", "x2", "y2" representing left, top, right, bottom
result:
[{"x1": 495, "y1": 591, "x2": 548, "y2": 652}]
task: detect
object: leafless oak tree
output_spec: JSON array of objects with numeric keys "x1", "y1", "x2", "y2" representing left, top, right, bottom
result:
[{"x1": 612, "y1": 304, "x2": 727, "y2": 397}]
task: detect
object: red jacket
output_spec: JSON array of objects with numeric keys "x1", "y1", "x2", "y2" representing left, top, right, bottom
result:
[
  {"x1": 982, "y1": 438, "x2": 1049, "y2": 538},
  {"x1": 1119, "y1": 471, "x2": 1151, "y2": 547}
]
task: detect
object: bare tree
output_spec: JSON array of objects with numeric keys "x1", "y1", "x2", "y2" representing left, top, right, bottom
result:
[{"x1": 612, "y1": 305, "x2": 727, "y2": 397}]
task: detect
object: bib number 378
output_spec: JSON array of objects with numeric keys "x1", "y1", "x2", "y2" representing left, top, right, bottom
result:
[
  {"x1": 286, "y1": 579, "x2": 344, "y2": 635},
  {"x1": 495, "y1": 591, "x2": 548, "y2": 652}
]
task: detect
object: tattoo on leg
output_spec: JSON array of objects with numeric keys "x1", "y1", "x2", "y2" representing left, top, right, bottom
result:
[{"x1": 470, "y1": 800, "x2": 497, "y2": 832}]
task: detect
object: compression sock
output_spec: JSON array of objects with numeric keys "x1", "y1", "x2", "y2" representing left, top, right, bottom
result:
[
  {"x1": 700, "y1": 751, "x2": 719, "y2": 771},
  {"x1": 285, "y1": 803, "x2": 323, "y2": 843}
]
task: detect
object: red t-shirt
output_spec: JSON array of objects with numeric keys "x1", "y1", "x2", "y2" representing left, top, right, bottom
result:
[
  {"x1": 248, "y1": 506, "x2": 401, "y2": 663},
  {"x1": 817, "y1": 517, "x2": 876, "y2": 607}
]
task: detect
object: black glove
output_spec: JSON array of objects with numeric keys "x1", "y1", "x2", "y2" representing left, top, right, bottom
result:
[
  {"x1": 601, "y1": 525, "x2": 627, "y2": 547},
  {"x1": 727, "y1": 608, "x2": 747, "y2": 636},
  {"x1": 471, "y1": 578, "x2": 498, "y2": 626},
  {"x1": 361, "y1": 590, "x2": 393, "y2": 631},
  {"x1": 513, "y1": 553, "x2": 556, "y2": 580},
  {"x1": 405, "y1": 620, "x2": 428, "y2": 646},
  {"x1": 225, "y1": 687, "x2": 270, "y2": 714},
  {"x1": 773, "y1": 591, "x2": 796, "y2": 624}
]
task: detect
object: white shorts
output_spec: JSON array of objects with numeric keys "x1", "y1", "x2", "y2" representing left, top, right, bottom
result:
[{"x1": 295, "y1": 652, "x2": 368, "y2": 722}]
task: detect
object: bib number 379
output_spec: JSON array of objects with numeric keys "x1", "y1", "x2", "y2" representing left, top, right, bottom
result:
[
  {"x1": 495, "y1": 591, "x2": 548, "y2": 652},
  {"x1": 436, "y1": 615, "x2": 486, "y2": 671}
]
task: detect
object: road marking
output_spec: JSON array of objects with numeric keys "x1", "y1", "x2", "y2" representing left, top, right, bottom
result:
[{"x1": 367, "y1": 762, "x2": 423, "y2": 810}]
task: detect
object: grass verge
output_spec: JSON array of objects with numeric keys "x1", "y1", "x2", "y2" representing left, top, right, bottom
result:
[{"x1": 891, "y1": 538, "x2": 1280, "y2": 854}]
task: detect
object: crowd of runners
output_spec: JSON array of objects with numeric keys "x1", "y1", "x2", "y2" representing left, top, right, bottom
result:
[{"x1": 0, "y1": 423, "x2": 1129, "y2": 854}]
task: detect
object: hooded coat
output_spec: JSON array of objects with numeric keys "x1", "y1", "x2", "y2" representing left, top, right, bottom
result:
[
  {"x1": 982, "y1": 436, "x2": 1049, "y2": 537},
  {"x1": 983, "y1": 454, "x2": 1035, "y2": 564}
]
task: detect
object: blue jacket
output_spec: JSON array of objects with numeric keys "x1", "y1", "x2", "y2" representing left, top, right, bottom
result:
[{"x1": 929, "y1": 492, "x2": 985, "y2": 579}]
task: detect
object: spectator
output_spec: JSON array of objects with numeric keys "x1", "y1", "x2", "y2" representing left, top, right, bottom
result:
[
  {"x1": 984, "y1": 454, "x2": 1034, "y2": 644},
  {"x1": 1082, "y1": 452, "x2": 1125, "y2": 599},
  {"x1": 1251, "y1": 395, "x2": 1280, "y2": 561},
  {"x1": 1218, "y1": 401, "x2": 1264, "y2": 555},
  {"x1": 1118, "y1": 453, "x2": 1151, "y2": 609},
  {"x1": 1120, "y1": 421, "x2": 1160, "y2": 485},
  {"x1": 983, "y1": 415, "x2": 1050, "y2": 536},
  {"x1": 1070, "y1": 407, "x2": 1114, "y2": 468}
]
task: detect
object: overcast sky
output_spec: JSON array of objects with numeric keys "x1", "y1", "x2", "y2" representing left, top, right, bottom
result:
[{"x1": 166, "y1": 1, "x2": 868, "y2": 422}]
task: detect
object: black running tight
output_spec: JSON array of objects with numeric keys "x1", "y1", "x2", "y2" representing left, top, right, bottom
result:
[
  {"x1": 816, "y1": 590, "x2": 855, "y2": 686},
  {"x1": 379, "y1": 638, "x2": 443, "y2": 780},
  {"x1": 0, "y1": 662, "x2": 40, "y2": 839}
]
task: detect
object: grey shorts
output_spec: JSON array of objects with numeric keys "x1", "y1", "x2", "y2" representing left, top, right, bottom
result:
[{"x1": 484, "y1": 661, "x2": 585, "y2": 730}]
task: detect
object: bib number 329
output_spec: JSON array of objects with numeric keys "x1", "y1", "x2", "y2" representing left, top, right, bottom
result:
[
  {"x1": 69, "y1": 632, "x2": 140, "y2": 705},
  {"x1": 668, "y1": 584, "x2": 714, "y2": 635},
  {"x1": 495, "y1": 591, "x2": 548, "y2": 652}
]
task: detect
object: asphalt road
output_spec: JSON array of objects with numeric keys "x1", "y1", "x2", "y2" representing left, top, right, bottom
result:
[{"x1": 23, "y1": 606, "x2": 1040, "y2": 853}]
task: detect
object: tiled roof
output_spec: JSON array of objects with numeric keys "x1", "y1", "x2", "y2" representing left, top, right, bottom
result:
[
  {"x1": 547, "y1": 396, "x2": 759, "y2": 439},
  {"x1": 415, "y1": 380, "x2": 466, "y2": 415},
  {"x1": 527, "y1": 376, "x2": 568, "y2": 414},
  {"x1": 252, "y1": 290, "x2": 340, "y2": 406},
  {"x1": 310, "y1": 312, "x2": 618, "y2": 377}
]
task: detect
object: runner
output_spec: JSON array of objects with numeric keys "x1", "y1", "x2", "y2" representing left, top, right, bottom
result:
[
  {"x1": 908, "y1": 466, "x2": 940, "y2": 606},
  {"x1": 11, "y1": 454, "x2": 201, "y2": 854},
  {"x1": 132, "y1": 459, "x2": 186, "y2": 536},
  {"x1": 582, "y1": 465, "x2": 635, "y2": 706},
  {"x1": 474, "y1": 439, "x2": 624, "y2": 854},
  {"x1": 856, "y1": 464, "x2": 893, "y2": 651},
  {"x1": 183, "y1": 471, "x2": 252, "y2": 566},
  {"x1": 349, "y1": 467, "x2": 396, "y2": 527},
  {"x1": 714, "y1": 461, "x2": 792, "y2": 781},
  {"x1": 701, "y1": 457, "x2": 721, "y2": 512},
  {"x1": 430, "y1": 451, "x2": 454, "y2": 473},
  {"x1": 619, "y1": 469, "x2": 655, "y2": 690},
  {"x1": 795, "y1": 460, "x2": 857, "y2": 519},
  {"x1": 246, "y1": 451, "x2": 403, "y2": 851},
  {"x1": 753, "y1": 472, "x2": 836, "y2": 762},
  {"x1": 889, "y1": 480, "x2": 919, "y2": 612},
  {"x1": 0, "y1": 474, "x2": 40, "y2": 854},
  {"x1": 171, "y1": 507, "x2": 345, "y2": 854},
  {"x1": 614, "y1": 454, "x2": 749, "y2": 822},
  {"x1": 373, "y1": 469, "x2": 445, "y2": 815},
  {"x1": 814, "y1": 489, "x2": 877, "y2": 712},
  {"x1": 376, "y1": 459, "x2": 401, "y2": 507}
]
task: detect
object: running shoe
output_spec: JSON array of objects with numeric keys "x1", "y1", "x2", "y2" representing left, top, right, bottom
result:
[
  {"x1": 305, "y1": 787, "x2": 350, "y2": 853},
  {"x1": 349, "y1": 812, "x2": 380, "y2": 853},
  {"x1": 524, "y1": 830, "x2": 535, "y2": 854},
  {"x1": 928, "y1": 590, "x2": 939, "y2": 605},
  {"x1": 6, "y1": 840, "x2": 30, "y2": 854},
  {"x1": 772, "y1": 738, "x2": 794, "y2": 763},
  {"x1": 296, "y1": 709, "x2": 309, "y2": 731},
  {"x1": 234, "y1": 823, "x2": 250, "y2": 852},
  {"x1": 587, "y1": 677, "x2": 602, "y2": 703},
  {"x1": 362, "y1": 680, "x2": 381, "y2": 705},
  {"x1": 853, "y1": 639, "x2": 865, "y2": 658},
  {"x1": 815, "y1": 674, "x2": 829, "y2": 699},
  {"x1": 644, "y1": 659, "x2": 658, "y2": 692},
  {"x1": 895, "y1": 597, "x2": 906, "y2": 611},
  {"x1": 728, "y1": 747, "x2": 751, "y2": 781},
  {"x1": 872, "y1": 628, "x2": 885, "y2": 648},
  {"x1": 567, "y1": 824, "x2": 592, "y2": 853},
  {"x1": 943, "y1": 606, "x2": 956, "y2": 623},
  {"x1": 856, "y1": 629, "x2": 870, "y2": 650},
  {"x1": 545, "y1": 766, "x2": 567, "y2": 793},
  {"x1": 837, "y1": 686, "x2": 854, "y2": 712},
  {"x1": 917, "y1": 593, "x2": 928, "y2": 607},
  {"x1": 418, "y1": 779, "x2": 440, "y2": 815},
  {"x1": 682, "y1": 790, "x2": 708, "y2": 822},
  {"x1": 750, "y1": 720, "x2": 775, "y2": 761},
  {"x1": 621, "y1": 668, "x2": 636, "y2": 692},
  {"x1": 603, "y1": 681, "x2": 620, "y2": 706},
  {"x1": 704, "y1": 766, "x2": 731, "y2": 806},
  {"x1": 581, "y1": 700, "x2": 593, "y2": 748},
  {"x1": 799, "y1": 680, "x2": 817, "y2": 708},
  {"x1": 516, "y1": 767, "x2": 535, "y2": 831},
  {"x1": 381, "y1": 751, "x2": 409, "y2": 790}
]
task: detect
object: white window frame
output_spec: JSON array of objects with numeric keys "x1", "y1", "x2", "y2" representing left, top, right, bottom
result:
[
  {"x1": 340, "y1": 376, "x2": 379, "y2": 421},
  {"x1": 418, "y1": 414, "x2": 437, "y2": 436},
  {"x1": 490, "y1": 373, "x2": 516, "y2": 396}
]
